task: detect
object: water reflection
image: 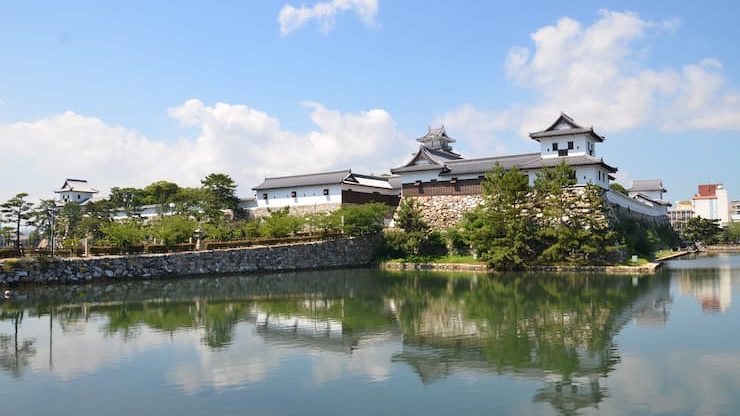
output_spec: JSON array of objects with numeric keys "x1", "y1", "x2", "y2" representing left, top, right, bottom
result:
[
  {"x1": 673, "y1": 254, "x2": 734, "y2": 313},
  {"x1": 1, "y1": 261, "x2": 737, "y2": 415}
]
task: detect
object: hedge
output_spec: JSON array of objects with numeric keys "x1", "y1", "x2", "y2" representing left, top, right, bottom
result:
[{"x1": 0, "y1": 248, "x2": 19, "y2": 259}]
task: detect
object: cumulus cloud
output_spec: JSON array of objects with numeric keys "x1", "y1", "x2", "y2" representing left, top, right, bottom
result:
[
  {"x1": 435, "y1": 104, "x2": 519, "y2": 156},
  {"x1": 278, "y1": 0, "x2": 379, "y2": 35},
  {"x1": 456, "y1": 9, "x2": 740, "y2": 140},
  {"x1": 0, "y1": 100, "x2": 403, "y2": 202}
]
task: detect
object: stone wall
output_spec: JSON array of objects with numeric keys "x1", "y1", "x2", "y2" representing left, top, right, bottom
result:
[
  {"x1": 403, "y1": 186, "x2": 668, "y2": 231},
  {"x1": 0, "y1": 235, "x2": 381, "y2": 286},
  {"x1": 401, "y1": 195, "x2": 483, "y2": 229},
  {"x1": 250, "y1": 203, "x2": 341, "y2": 219}
]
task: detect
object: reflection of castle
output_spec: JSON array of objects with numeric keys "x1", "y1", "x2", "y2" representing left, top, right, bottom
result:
[
  {"x1": 675, "y1": 264, "x2": 733, "y2": 313},
  {"x1": 387, "y1": 274, "x2": 672, "y2": 416}
]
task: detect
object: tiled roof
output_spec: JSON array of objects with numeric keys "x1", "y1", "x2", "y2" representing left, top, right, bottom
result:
[
  {"x1": 629, "y1": 179, "x2": 666, "y2": 193},
  {"x1": 253, "y1": 169, "x2": 351, "y2": 190},
  {"x1": 390, "y1": 146, "x2": 461, "y2": 173},
  {"x1": 54, "y1": 179, "x2": 99, "y2": 194},
  {"x1": 529, "y1": 113, "x2": 605, "y2": 142},
  {"x1": 520, "y1": 154, "x2": 617, "y2": 173},
  {"x1": 440, "y1": 153, "x2": 541, "y2": 176}
]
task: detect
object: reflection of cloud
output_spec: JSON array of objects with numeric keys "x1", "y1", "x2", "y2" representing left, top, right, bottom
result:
[
  {"x1": 1, "y1": 315, "x2": 167, "y2": 380},
  {"x1": 598, "y1": 352, "x2": 740, "y2": 415},
  {"x1": 168, "y1": 311, "x2": 400, "y2": 394},
  {"x1": 310, "y1": 333, "x2": 397, "y2": 384}
]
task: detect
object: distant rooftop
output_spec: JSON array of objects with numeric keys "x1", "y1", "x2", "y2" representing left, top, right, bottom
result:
[
  {"x1": 54, "y1": 178, "x2": 99, "y2": 194},
  {"x1": 629, "y1": 179, "x2": 666, "y2": 193}
]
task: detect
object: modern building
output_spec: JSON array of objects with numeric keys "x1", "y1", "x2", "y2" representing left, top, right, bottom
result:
[
  {"x1": 54, "y1": 179, "x2": 98, "y2": 204},
  {"x1": 692, "y1": 184, "x2": 730, "y2": 226},
  {"x1": 252, "y1": 169, "x2": 400, "y2": 217},
  {"x1": 731, "y1": 200, "x2": 740, "y2": 223},
  {"x1": 667, "y1": 200, "x2": 695, "y2": 231}
]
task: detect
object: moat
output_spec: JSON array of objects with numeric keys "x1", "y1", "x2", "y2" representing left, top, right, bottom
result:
[{"x1": 1, "y1": 253, "x2": 739, "y2": 415}]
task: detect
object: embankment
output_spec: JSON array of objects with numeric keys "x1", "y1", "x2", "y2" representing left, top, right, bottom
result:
[{"x1": 0, "y1": 235, "x2": 381, "y2": 286}]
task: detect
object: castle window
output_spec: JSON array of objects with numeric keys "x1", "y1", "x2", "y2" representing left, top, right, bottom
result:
[
  {"x1": 262, "y1": 193, "x2": 268, "y2": 200},
  {"x1": 323, "y1": 188, "x2": 329, "y2": 196},
  {"x1": 552, "y1": 142, "x2": 559, "y2": 151},
  {"x1": 291, "y1": 191, "x2": 297, "y2": 198},
  {"x1": 567, "y1": 141, "x2": 573, "y2": 150}
]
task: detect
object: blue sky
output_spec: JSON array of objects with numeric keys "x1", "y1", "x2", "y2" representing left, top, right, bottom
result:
[{"x1": 0, "y1": 0, "x2": 738, "y2": 202}]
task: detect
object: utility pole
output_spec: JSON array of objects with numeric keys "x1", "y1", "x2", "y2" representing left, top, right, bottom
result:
[{"x1": 48, "y1": 204, "x2": 56, "y2": 258}]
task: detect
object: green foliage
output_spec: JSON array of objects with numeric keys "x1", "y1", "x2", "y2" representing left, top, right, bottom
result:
[
  {"x1": 201, "y1": 173, "x2": 240, "y2": 220},
  {"x1": 682, "y1": 216, "x2": 722, "y2": 244},
  {"x1": 609, "y1": 182, "x2": 628, "y2": 195},
  {"x1": 532, "y1": 162, "x2": 579, "y2": 263},
  {"x1": 142, "y1": 181, "x2": 181, "y2": 205},
  {"x1": 1, "y1": 192, "x2": 35, "y2": 252},
  {"x1": 100, "y1": 220, "x2": 146, "y2": 250},
  {"x1": 721, "y1": 222, "x2": 740, "y2": 244},
  {"x1": 613, "y1": 217, "x2": 678, "y2": 258},
  {"x1": 336, "y1": 203, "x2": 387, "y2": 235},
  {"x1": 259, "y1": 208, "x2": 304, "y2": 237},
  {"x1": 462, "y1": 164, "x2": 534, "y2": 269},
  {"x1": 395, "y1": 198, "x2": 429, "y2": 233},
  {"x1": 151, "y1": 215, "x2": 198, "y2": 245}
]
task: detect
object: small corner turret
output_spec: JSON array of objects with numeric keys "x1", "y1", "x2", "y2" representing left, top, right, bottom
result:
[{"x1": 529, "y1": 113, "x2": 605, "y2": 159}]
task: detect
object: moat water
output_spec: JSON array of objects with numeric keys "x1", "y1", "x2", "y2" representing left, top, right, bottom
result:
[{"x1": 1, "y1": 253, "x2": 739, "y2": 415}]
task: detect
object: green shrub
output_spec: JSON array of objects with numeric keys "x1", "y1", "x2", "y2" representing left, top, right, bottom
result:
[
  {"x1": 0, "y1": 248, "x2": 18, "y2": 259},
  {"x1": 337, "y1": 203, "x2": 387, "y2": 236},
  {"x1": 419, "y1": 231, "x2": 447, "y2": 256},
  {"x1": 90, "y1": 246, "x2": 122, "y2": 256},
  {"x1": 259, "y1": 208, "x2": 304, "y2": 237},
  {"x1": 151, "y1": 215, "x2": 198, "y2": 245}
]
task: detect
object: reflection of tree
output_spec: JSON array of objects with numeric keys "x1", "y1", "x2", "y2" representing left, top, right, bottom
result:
[
  {"x1": 386, "y1": 272, "x2": 670, "y2": 415},
  {"x1": 0, "y1": 310, "x2": 37, "y2": 378},
  {"x1": 100, "y1": 301, "x2": 253, "y2": 348}
]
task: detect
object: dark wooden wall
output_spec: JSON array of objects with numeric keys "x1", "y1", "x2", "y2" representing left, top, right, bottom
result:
[{"x1": 401, "y1": 178, "x2": 483, "y2": 196}]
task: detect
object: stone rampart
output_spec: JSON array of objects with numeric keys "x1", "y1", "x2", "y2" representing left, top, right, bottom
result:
[{"x1": 0, "y1": 235, "x2": 381, "y2": 286}]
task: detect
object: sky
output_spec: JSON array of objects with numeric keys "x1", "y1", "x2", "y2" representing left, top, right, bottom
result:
[{"x1": 1, "y1": 0, "x2": 739, "y2": 203}]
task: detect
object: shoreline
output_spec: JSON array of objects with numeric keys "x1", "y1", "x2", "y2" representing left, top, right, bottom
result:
[{"x1": 380, "y1": 260, "x2": 662, "y2": 275}]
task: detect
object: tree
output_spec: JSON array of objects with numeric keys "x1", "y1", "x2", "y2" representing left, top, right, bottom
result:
[
  {"x1": 721, "y1": 222, "x2": 740, "y2": 244},
  {"x1": 100, "y1": 220, "x2": 146, "y2": 251},
  {"x1": 609, "y1": 182, "x2": 628, "y2": 195},
  {"x1": 395, "y1": 198, "x2": 429, "y2": 233},
  {"x1": 109, "y1": 187, "x2": 146, "y2": 218},
  {"x1": 143, "y1": 181, "x2": 181, "y2": 205},
  {"x1": 201, "y1": 173, "x2": 239, "y2": 219},
  {"x1": 151, "y1": 215, "x2": 198, "y2": 245},
  {"x1": 575, "y1": 184, "x2": 620, "y2": 262},
  {"x1": 259, "y1": 208, "x2": 304, "y2": 237},
  {"x1": 1, "y1": 193, "x2": 34, "y2": 253},
  {"x1": 682, "y1": 217, "x2": 721, "y2": 244},
  {"x1": 533, "y1": 161, "x2": 578, "y2": 263},
  {"x1": 337, "y1": 203, "x2": 388, "y2": 235},
  {"x1": 462, "y1": 164, "x2": 533, "y2": 269}
]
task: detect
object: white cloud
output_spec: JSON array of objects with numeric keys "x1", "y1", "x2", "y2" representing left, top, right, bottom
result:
[
  {"x1": 278, "y1": 0, "x2": 379, "y2": 36},
  {"x1": 0, "y1": 99, "x2": 403, "y2": 202},
  {"x1": 434, "y1": 104, "x2": 517, "y2": 156},
  {"x1": 460, "y1": 9, "x2": 740, "y2": 140}
]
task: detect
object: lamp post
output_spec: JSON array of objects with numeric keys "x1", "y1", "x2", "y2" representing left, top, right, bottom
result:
[{"x1": 48, "y1": 204, "x2": 56, "y2": 258}]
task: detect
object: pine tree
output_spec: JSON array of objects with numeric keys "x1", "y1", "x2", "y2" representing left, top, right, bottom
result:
[{"x1": 1, "y1": 193, "x2": 35, "y2": 254}]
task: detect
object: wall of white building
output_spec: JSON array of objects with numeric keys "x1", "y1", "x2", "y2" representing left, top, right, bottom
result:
[
  {"x1": 694, "y1": 186, "x2": 730, "y2": 226},
  {"x1": 539, "y1": 135, "x2": 596, "y2": 159},
  {"x1": 606, "y1": 189, "x2": 668, "y2": 217},
  {"x1": 526, "y1": 165, "x2": 609, "y2": 189},
  {"x1": 256, "y1": 184, "x2": 342, "y2": 209},
  {"x1": 59, "y1": 191, "x2": 94, "y2": 203}
]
